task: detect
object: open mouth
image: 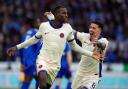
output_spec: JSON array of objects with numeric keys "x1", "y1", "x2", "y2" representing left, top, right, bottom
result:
[{"x1": 89, "y1": 31, "x2": 94, "y2": 35}]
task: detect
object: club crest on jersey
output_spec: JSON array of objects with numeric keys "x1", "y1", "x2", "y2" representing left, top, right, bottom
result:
[
  {"x1": 60, "y1": 33, "x2": 64, "y2": 38},
  {"x1": 39, "y1": 65, "x2": 43, "y2": 68}
]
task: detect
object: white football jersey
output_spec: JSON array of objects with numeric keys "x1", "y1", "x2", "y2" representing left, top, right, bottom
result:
[
  {"x1": 75, "y1": 32, "x2": 109, "y2": 77},
  {"x1": 35, "y1": 21, "x2": 73, "y2": 69}
]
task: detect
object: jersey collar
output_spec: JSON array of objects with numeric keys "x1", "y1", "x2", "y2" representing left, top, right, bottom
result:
[{"x1": 49, "y1": 20, "x2": 63, "y2": 29}]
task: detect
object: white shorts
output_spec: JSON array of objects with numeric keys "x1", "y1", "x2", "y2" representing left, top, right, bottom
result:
[
  {"x1": 72, "y1": 75, "x2": 100, "y2": 89},
  {"x1": 36, "y1": 59, "x2": 59, "y2": 85}
]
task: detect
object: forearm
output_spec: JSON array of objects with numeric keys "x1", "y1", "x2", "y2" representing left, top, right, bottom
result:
[
  {"x1": 16, "y1": 36, "x2": 39, "y2": 49},
  {"x1": 69, "y1": 40, "x2": 93, "y2": 57}
]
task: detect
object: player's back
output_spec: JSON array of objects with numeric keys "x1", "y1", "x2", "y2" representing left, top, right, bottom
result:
[
  {"x1": 20, "y1": 28, "x2": 42, "y2": 68},
  {"x1": 37, "y1": 21, "x2": 73, "y2": 68}
]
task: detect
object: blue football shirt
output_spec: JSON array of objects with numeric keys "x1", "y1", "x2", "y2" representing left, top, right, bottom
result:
[{"x1": 20, "y1": 28, "x2": 42, "y2": 68}]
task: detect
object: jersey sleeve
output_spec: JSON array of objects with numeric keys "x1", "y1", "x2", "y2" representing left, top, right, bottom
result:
[
  {"x1": 35, "y1": 23, "x2": 43, "y2": 39},
  {"x1": 75, "y1": 32, "x2": 85, "y2": 42},
  {"x1": 16, "y1": 28, "x2": 42, "y2": 49},
  {"x1": 67, "y1": 32, "x2": 93, "y2": 57},
  {"x1": 66, "y1": 24, "x2": 75, "y2": 42},
  {"x1": 67, "y1": 31, "x2": 75, "y2": 42}
]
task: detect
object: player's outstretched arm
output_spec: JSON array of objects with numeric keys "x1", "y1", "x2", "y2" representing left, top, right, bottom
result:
[
  {"x1": 7, "y1": 24, "x2": 43, "y2": 57},
  {"x1": 67, "y1": 32, "x2": 101, "y2": 60},
  {"x1": 7, "y1": 36, "x2": 40, "y2": 56},
  {"x1": 16, "y1": 36, "x2": 40, "y2": 49}
]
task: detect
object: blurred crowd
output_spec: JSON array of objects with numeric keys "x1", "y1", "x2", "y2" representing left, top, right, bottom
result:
[{"x1": 0, "y1": 0, "x2": 128, "y2": 63}]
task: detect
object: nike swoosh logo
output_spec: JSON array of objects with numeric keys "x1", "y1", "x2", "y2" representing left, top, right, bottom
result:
[
  {"x1": 84, "y1": 41, "x2": 87, "y2": 43},
  {"x1": 44, "y1": 32, "x2": 49, "y2": 35}
]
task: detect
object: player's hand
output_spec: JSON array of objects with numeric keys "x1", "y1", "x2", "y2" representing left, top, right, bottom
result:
[
  {"x1": 7, "y1": 46, "x2": 17, "y2": 56},
  {"x1": 92, "y1": 51, "x2": 101, "y2": 61},
  {"x1": 44, "y1": 12, "x2": 54, "y2": 20}
]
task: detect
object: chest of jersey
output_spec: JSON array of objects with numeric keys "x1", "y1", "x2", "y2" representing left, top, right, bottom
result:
[
  {"x1": 42, "y1": 25, "x2": 70, "y2": 43},
  {"x1": 80, "y1": 37, "x2": 99, "y2": 68},
  {"x1": 82, "y1": 37, "x2": 101, "y2": 52},
  {"x1": 82, "y1": 39, "x2": 95, "y2": 52}
]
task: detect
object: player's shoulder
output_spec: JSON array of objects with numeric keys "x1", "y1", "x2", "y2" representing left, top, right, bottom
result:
[
  {"x1": 63, "y1": 23, "x2": 71, "y2": 27},
  {"x1": 63, "y1": 23, "x2": 73, "y2": 31},
  {"x1": 39, "y1": 21, "x2": 49, "y2": 29},
  {"x1": 100, "y1": 37, "x2": 108, "y2": 41},
  {"x1": 99, "y1": 37, "x2": 109, "y2": 44},
  {"x1": 84, "y1": 33, "x2": 90, "y2": 37},
  {"x1": 40, "y1": 21, "x2": 49, "y2": 26}
]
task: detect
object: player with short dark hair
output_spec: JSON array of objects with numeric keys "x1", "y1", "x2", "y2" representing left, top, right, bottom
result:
[
  {"x1": 44, "y1": 11, "x2": 109, "y2": 89},
  {"x1": 7, "y1": 5, "x2": 101, "y2": 89},
  {"x1": 72, "y1": 21, "x2": 109, "y2": 89}
]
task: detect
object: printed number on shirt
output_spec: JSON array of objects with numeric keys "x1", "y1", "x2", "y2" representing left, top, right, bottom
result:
[{"x1": 90, "y1": 82, "x2": 96, "y2": 89}]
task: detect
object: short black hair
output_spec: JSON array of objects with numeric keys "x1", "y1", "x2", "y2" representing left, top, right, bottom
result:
[
  {"x1": 91, "y1": 21, "x2": 103, "y2": 30},
  {"x1": 51, "y1": 5, "x2": 65, "y2": 14}
]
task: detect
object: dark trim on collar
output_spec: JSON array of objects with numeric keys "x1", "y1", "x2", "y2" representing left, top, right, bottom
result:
[{"x1": 49, "y1": 20, "x2": 63, "y2": 29}]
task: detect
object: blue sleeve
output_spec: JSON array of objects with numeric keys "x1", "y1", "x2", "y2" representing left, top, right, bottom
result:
[
  {"x1": 65, "y1": 42, "x2": 71, "y2": 53},
  {"x1": 19, "y1": 29, "x2": 37, "y2": 63}
]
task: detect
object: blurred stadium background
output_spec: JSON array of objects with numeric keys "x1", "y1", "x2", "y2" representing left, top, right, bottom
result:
[{"x1": 0, "y1": 0, "x2": 128, "y2": 89}]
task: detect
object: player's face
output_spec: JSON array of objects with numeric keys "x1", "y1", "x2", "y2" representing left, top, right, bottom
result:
[
  {"x1": 89, "y1": 23, "x2": 101, "y2": 36},
  {"x1": 56, "y1": 8, "x2": 68, "y2": 23}
]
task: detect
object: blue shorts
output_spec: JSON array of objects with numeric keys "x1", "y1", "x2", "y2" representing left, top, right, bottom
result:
[
  {"x1": 24, "y1": 65, "x2": 37, "y2": 77},
  {"x1": 56, "y1": 68, "x2": 71, "y2": 79}
]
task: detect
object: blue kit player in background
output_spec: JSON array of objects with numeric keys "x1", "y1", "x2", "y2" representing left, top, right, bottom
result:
[
  {"x1": 55, "y1": 42, "x2": 73, "y2": 89},
  {"x1": 19, "y1": 18, "x2": 42, "y2": 89}
]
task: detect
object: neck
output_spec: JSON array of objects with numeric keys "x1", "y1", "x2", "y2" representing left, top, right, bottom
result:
[{"x1": 52, "y1": 19, "x2": 62, "y2": 28}]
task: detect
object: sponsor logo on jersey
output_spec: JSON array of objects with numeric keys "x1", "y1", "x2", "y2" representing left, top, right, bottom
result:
[{"x1": 44, "y1": 32, "x2": 49, "y2": 35}]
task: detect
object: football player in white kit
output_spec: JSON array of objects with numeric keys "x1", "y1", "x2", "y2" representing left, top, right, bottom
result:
[
  {"x1": 7, "y1": 6, "x2": 101, "y2": 89},
  {"x1": 71, "y1": 21, "x2": 109, "y2": 89},
  {"x1": 44, "y1": 11, "x2": 109, "y2": 89}
]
